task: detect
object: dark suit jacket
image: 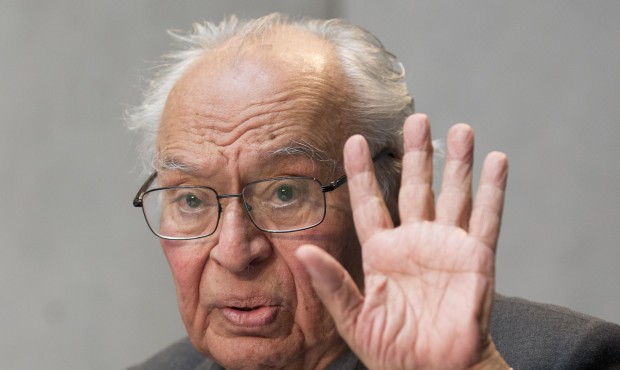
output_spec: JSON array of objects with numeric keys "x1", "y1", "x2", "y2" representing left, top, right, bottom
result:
[{"x1": 129, "y1": 295, "x2": 620, "y2": 369}]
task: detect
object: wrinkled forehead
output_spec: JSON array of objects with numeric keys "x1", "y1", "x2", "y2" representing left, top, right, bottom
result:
[{"x1": 157, "y1": 26, "x2": 351, "y2": 171}]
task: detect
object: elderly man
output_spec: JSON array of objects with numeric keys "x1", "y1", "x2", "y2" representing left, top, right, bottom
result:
[{"x1": 129, "y1": 13, "x2": 620, "y2": 370}]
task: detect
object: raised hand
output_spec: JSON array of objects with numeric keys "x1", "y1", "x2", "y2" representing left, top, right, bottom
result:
[{"x1": 297, "y1": 114, "x2": 510, "y2": 369}]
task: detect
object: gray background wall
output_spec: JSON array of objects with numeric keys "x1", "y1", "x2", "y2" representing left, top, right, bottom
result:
[{"x1": 1, "y1": 1, "x2": 618, "y2": 369}]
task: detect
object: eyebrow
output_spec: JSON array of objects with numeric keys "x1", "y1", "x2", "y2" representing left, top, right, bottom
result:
[
  {"x1": 155, "y1": 154, "x2": 202, "y2": 175},
  {"x1": 269, "y1": 139, "x2": 338, "y2": 166},
  {"x1": 155, "y1": 140, "x2": 339, "y2": 176}
]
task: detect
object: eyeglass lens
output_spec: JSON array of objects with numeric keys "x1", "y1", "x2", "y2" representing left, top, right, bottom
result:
[{"x1": 141, "y1": 177, "x2": 326, "y2": 239}]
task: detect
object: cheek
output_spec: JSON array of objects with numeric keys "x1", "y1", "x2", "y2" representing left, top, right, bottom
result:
[
  {"x1": 161, "y1": 240, "x2": 211, "y2": 315},
  {"x1": 281, "y1": 219, "x2": 361, "y2": 336},
  {"x1": 279, "y1": 246, "x2": 337, "y2": 341},
  {"x1": 321, "y1": 201, "x2": 363, "y2": 286}
]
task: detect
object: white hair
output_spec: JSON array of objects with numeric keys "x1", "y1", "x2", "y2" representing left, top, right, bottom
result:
[{"x1": 126, "y1": 13, "x2": 417, "y2": 199}]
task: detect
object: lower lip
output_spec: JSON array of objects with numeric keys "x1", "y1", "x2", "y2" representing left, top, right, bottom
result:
[{"x1": 220, "y1": 306, "x2": 280, "y2": 328}]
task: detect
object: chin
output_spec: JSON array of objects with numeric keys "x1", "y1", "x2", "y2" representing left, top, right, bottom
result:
[{"x1": 195, "y1": 330, "x2": 308, "y2": 370}]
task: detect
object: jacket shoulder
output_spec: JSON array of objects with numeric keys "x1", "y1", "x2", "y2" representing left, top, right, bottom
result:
[
  {"x1": 127, "y1": 337, "x2": 217, "y2": 370},
  {"x1": 491, "y1": 294, "x2": 620, "y2": 369}
]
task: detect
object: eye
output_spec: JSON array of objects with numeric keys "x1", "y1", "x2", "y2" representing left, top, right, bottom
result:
[
  {"x1": 172, "y1": 190, "x2": 208, "y2": 212},
  {"x1": 276, "y1": 184, "x2": 295, "y2": 202},
  {"x1": 184, "y1": 193, "x2": 202, "y2": 208}
]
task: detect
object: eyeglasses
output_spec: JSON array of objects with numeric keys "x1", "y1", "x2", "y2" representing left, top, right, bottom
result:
[{"x1": 133, "y1": 149, "x2": 392, "y2": 240}]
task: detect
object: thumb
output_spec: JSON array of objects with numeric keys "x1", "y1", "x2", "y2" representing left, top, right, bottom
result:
[{"x1": 296, "y1": 245, "x2": 364, "y2": 342}]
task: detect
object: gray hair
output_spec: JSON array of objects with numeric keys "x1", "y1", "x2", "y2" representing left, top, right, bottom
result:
[{"x1": 126, "y1": 13, "x2": 415, "y2": 199}]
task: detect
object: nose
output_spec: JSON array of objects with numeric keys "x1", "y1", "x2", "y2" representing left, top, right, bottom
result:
[{"x1": 209, "y1": 198, "x2": 272, "y2": 273}]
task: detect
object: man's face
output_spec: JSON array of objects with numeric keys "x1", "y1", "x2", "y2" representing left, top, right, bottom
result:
[{"x1": 155, "y1": 29, "x2": 362, "y2": 369}]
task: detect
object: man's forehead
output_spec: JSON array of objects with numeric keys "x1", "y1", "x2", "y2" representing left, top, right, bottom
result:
[
  {"x1": 156, "y1": 25, "x2": 350, "y2": 178},
  {"x1": 157, "y1": 138, "x2": 338, "y2": 173}
]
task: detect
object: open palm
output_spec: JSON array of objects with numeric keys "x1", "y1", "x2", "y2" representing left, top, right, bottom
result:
[{"x1": 297, "y1": 114, "x2": 509, "y2": 369}]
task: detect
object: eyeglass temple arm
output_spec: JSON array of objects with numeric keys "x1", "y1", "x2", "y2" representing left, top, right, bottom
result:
[
  {"x1": 320, "y1": 148, "x2": 396, "y2": 193},
  {"x1": 321, "y1": 175, "x2": 347, "y2": 192},
  {"x1": 133, "y1": 172, "x2": 158, "y2": 207}
]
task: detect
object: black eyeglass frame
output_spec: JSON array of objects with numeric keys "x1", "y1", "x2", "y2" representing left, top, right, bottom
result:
[{"x1": 133, "y1": 148, "x2": 394, "y2": 240}]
